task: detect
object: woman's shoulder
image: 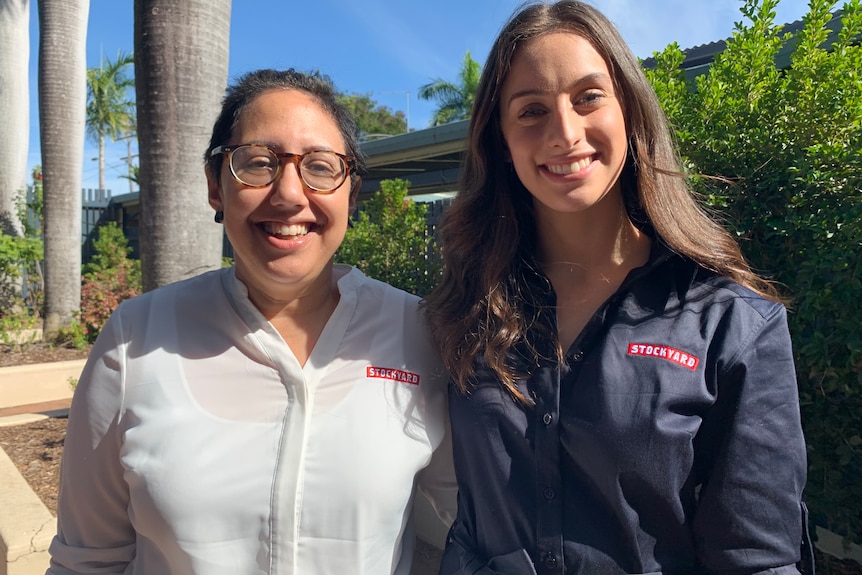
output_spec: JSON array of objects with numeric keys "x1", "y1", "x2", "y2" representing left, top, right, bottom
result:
[
  {"x1": 335, "y1": 264, "x2": 421, "y2": 307},
  {"x1": 114, "y1": 268, "x2": 229, "y2": 316},
  {"x1": 694, "y1": 267, "x2": 785, "y2": 320},
  {"x1": 649, "y1": 241, "x2": 785, "y2": 319}
]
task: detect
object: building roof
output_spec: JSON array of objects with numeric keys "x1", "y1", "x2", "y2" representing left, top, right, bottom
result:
[
  {"x1": 358, "y1": 120, "x2": 468, "y2": 198},
  {"x1": 641, "y1": 10, "x2": 843, "y2": 77}
]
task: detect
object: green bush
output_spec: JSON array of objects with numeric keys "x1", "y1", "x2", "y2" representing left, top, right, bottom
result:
[
  {"x1": 336, "y1": 178, "x2": 440, "y2": 296},
  {"x1": 0, "y1": 167, "x2": 44, "y2": 321},
  {"x1": 57, "y1": 222, "x2": 141, "y2": 346},
  {"x1": 0, "y1": 233, "x2": 43, "y2": 315},
  {"x1": 646, "y1": 0, "x2": 862, "y2": 544}
]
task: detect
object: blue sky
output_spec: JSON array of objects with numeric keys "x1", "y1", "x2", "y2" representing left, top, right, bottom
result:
[{"x1": 25, "y1": 0, "x2": 816, "y2": 195}]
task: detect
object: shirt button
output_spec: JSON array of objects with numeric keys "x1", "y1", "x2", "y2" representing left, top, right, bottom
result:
[
  {"x1": 543, "y1": 487, "x2": 556, "y2": 500},
  {"x1": 542, "y1": 552, "x2": 557, "y2": 569},
  {"x1": 570, "y1": 350, "x2": 584, "y2": 362},
  {"x1": 543, "y1": 412, "x2": 553, "y2": 425}
]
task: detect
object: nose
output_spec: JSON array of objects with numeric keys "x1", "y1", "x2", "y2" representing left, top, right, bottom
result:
[
  {"x1": 548, "y1": 99, "x2": 584, "y2": 149},
  {"x1": 269, "y1": 160, "x2": 309, "y2": 207}
]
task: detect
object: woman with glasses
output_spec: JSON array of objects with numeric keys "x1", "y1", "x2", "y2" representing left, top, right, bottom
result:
[
  {"x1": 48, "y1": 68, "x2": 456, "y2": 575},
  {"x1": 422, "y1": 1, "x2": 811, "y2": 573}
]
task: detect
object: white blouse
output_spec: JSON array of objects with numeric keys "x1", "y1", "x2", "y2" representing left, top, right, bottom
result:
[{"x1": 48, "y1": 265, "x2": 456, "y2": 575}]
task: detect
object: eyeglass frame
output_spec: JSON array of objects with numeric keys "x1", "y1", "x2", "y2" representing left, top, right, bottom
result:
[{"x1": 210, "y1": 143, "x2": 358, "y2": 194}]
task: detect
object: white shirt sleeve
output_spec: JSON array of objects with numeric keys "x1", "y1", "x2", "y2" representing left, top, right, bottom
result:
[{"x1": 48, "y1": 308, "x2": 135, "y2": 574}]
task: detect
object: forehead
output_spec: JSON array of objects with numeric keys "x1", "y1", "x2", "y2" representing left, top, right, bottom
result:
[
  {"x1": 502, "y1": 32, "x2": 612, "y2": 93},
  {"x1": 234, "y1": 89, "x2": 344, "y2": 146}
]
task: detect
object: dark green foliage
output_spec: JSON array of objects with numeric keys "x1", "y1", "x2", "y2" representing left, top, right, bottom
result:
[
  {"x1": 82, "y1": 221, "x2": 136, "y2": 278},
  {"x1": 0, "y1": 167, "x2": 44, "y2": 321},
  {"x1": 0, "y1": 233, "x2": 43, "y2": 316},
  {"x1": 645, "y1": 0, "x2": 862, "y2": 544},
  {"x1": 337, "y1": 93, "x2": 408, "y2": 138},
  {"x1": 67, "y1": 222, "x2": 141, "y2": 345},
  {"x1": 336, "y1": 179, "x2": 439, "y2": 296}
]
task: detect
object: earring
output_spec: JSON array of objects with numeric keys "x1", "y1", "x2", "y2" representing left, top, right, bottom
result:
[{"x1": 214, "y1": 211, "x2": 224, "y2": 224}]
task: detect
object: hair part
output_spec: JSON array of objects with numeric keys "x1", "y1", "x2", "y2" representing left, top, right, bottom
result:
[{"x1": 423, "y1": 0, "x2": 782, "y2": 402}]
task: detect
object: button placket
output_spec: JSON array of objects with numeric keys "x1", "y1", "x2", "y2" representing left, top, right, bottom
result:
[
  {"x1": 533, "y1": 365, "x2": 563, "y2": 574},
  {"x1": 542, "y1": 552, "x2": 558, "y2": 569}
]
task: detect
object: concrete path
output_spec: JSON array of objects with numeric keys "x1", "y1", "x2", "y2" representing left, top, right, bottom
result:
[
  {"x1": 0, "y1": 360, "x2": 85, "y2": 422},
  {"x1": 0, "y1": 360, "x2": 86, "y2": 574}
]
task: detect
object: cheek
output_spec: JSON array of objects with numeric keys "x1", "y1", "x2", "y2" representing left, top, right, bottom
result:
[
  {"x1": 594, "y1": 108, "x2": 628, "y2": 147},
  {"x1": 224, "y1": 190, "x2": 257, "y2": 214},
  {"x1": 313, "y1": 192, "x2": 352, "y2": 226},
  {"x1": 508, "y1": 146, "x2": 537, "y2": 183},
  {"x1": 502, "y1": 123, "x2": 544, "y2": 159}
]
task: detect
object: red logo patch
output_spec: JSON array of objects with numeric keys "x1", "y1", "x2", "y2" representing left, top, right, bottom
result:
[
  {"x1": 366, "y1": 366, "x2": 420, "y2": 385},
  {"x1": 627, "y1": 343, "x2": 700, "y2": 371}
]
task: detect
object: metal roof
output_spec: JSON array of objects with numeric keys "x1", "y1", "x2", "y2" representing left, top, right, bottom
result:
[
  {"x1": 358, "y1": 120, "x2": 468, "y2": 198},
  {"x1": 640, "y1": 11, "x2": 845, "y2": 78}
]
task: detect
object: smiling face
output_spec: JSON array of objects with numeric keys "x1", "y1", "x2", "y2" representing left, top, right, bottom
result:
[
  {"x1": 499, "y1": 32, "x2": 628, "y2": 221},
  {"x1": 207, "y1": 88, "x2": 356, "y2": 306}
]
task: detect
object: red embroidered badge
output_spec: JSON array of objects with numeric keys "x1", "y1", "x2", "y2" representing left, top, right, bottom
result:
[
  {"x1": 366, "y1": 366, "x2": 420, "y2": 385},
  {"x1": 627, "y1": 343, "x2": 700, "y2": 370}
]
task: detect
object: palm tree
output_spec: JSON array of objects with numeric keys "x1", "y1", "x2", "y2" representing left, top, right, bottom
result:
[
  {"x1": 418, "y1": 51, "x2": 482, "y2": 127},
  {"x1": 0, "y1": 0, "x2": 30, "y2": 239},
  {"x1": 134, "y1": 0, "x2": 230, "y2": 291},
  {"x1": 87, "y1": 50, "x2": 135, "y2": 192},
  {"x1": 38, "y1": 0, "x2": 89, "y2": 337}
]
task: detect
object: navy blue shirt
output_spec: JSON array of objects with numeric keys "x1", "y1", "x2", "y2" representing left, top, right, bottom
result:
[{"x1": 440, "y1": 245, "x2": 810, "y2": 574}]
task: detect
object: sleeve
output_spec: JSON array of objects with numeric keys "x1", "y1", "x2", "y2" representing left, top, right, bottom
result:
[
  {"x1": 692, "y1": 303, "x2": 809, "y2": 574},
  {"x1": 416, "y1": 406, "x2": 458, "y2": 529},
  {"x1": 412, "y1": 303, "x2": 459, "y2": 532},
  {"x1": 47, "y1": 309, "x2": 135, "y2": 574}
]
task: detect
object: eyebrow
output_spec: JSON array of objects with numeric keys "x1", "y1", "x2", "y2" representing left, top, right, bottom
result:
[
  {"x1": 244, "y1": 141, "x2": 337, "y2": 153},
  {"x1": 505, "y1": 72, "x2": 613, "y2": 106}
]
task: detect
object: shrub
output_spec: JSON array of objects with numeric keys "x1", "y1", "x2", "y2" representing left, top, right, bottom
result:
[
  {"x1": 72, "y1": 222, "x2": 141, "y2": 344},
  {"x1": 0, "y1": 167, "x2": 44, "y2": 318},
  {"x1": 645, "y1": 0, "x2": 862, "y2": 544},
  {"x1": 337, "y1": 178, "x2": 440, "y2": 296}
]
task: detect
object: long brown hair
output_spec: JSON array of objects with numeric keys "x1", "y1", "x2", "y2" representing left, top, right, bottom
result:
[{"x1": 422, "y1": 0, "x2": 782, "y2": 400}]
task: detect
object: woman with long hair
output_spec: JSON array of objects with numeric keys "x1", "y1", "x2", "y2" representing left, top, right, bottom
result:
[{"x1": 423, "y1": 2, "x2": 810, "y2": 573}]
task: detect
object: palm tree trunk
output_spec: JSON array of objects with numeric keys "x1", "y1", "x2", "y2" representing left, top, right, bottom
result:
[
  {"x1": 134, "y1": 0, "x2": 231, "y2": 291},
  {"x1": 0, "y1": 0, "x2": 30, "y2": 239},
  {"x1": 38, "y1": 0, "x2": 89, "y2": 336}
]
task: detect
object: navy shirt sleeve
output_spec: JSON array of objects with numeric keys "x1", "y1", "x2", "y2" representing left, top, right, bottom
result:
[{"x1": 693, "y1": 302, "x2": 807, "y2": 573}]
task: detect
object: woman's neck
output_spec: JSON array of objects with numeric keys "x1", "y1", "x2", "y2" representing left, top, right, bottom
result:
[
  {"x1": 533, "y1": 197, "x2": 651, "y2": 351},
  {"x1": 241, "y1": 266, "x2": 343, "y2": 367},
  {"x1": 535, "y1": 198, "x2": 649, "y2": 277}
]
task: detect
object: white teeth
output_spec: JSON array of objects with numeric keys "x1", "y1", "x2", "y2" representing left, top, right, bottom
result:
[
  {"x1": 547, "y1": 157, "x2": 592, "y2": 175},
  {"x1": 265, "y1": 223, "x2": 309, "y2": 237}
]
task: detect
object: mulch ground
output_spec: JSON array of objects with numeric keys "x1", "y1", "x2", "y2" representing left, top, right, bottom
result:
[
  {"x1": 0, "y1": 416, "x2": 66, "y2": 515},
  {"x1": 0, "y1": 341, "x2": 92, "y2": 368}
]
